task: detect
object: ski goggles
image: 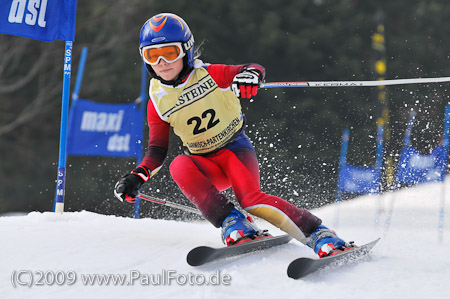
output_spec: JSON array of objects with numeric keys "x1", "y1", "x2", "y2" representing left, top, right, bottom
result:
[{"x1": 141, "y1": 42, "x2": 185, "y2": 65}]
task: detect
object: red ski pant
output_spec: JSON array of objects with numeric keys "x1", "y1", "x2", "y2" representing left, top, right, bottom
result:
[{"x1": 169, "y1": 147, "x2": 321, "y2": 242}]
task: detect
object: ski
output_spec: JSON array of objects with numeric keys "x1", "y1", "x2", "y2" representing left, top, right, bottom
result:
[
  {"x1": 187, "y1": 234, "x2": 293, "y2": 266},
  {"x1": 287, "y1": 238, "x2": 380, "y2": 279}
]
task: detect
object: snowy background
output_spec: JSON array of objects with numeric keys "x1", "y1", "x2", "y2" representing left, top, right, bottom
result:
[{"x1": 1, "y1": 178, "x2": 449, "y2": 299}]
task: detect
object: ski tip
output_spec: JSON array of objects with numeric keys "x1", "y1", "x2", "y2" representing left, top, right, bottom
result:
[
  {"x1": 366, "y1": 237, "x2": 381, "y2": 247},
  {"x1": 186, "y1": 246, "x2": 215, "y2": 266},
  {"x1": 287, "y1": 237, "x2": 381, "y2": 279},
  {"x1": 286, "y1": 257, "x2": 312, "y2": 279},
  {"x1": 186, "y1": 234, "x2": 293, "y2": 266},
  {"x1": 286, "y1": 260, "x2": 298, "y2": 279}
]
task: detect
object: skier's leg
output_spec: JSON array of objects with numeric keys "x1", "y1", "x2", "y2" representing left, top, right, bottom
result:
[
  {"x1": 217, "y1": 146, "x2": 354, "y2": 256},
  {"x1": 214, "y1": 147, "x2": 322, "y2": 243},
  {"x1": 170, "y1": 154, "x2": 263, "y2": 245},
  {"x1": 169, "y1": 154, "x2": 234, "y2": 227}
]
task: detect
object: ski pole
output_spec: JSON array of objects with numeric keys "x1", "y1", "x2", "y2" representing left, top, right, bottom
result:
[
  {"x1": 137, "y1": 192, "x2": 202, "y2": 216},
  {"x1": 260, "y1": 76, "x2": 450, "y2": 88}
]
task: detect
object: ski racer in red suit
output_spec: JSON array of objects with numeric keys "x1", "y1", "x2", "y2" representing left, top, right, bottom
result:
[{"x1": 114, "y1": 13, "x2": 355, "y2": 257}]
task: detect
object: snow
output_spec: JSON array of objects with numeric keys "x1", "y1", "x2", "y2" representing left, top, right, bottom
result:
[{"x1": 1, "y1": 179, "x2": 449, "y2": 299}]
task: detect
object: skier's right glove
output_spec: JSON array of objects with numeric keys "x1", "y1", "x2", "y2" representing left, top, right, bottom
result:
[{"x1": 114, "y1": 166, "x2": 150, "y2": 203}]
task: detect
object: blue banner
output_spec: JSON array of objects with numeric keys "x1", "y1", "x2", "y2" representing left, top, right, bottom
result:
[
  {"x1": 335, "y1": 125, "x2": 383, "y2": 200},
  {"x1": 395, "y1": 145, "x2": 447, "y2": 185},
  {"x1": 67, "y1": 99, "x2": 143, "y2": 158},
  {"x1": 338, "y1": 164, "x2": 381, "y2": 194},
  {"x1": 0, "y1": 0, "x2": 77, "y2": 41}
]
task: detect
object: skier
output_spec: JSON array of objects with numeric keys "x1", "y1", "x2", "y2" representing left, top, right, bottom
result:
[{"x1": 114, "y1": 13, "x2": 355, "y2": 258}]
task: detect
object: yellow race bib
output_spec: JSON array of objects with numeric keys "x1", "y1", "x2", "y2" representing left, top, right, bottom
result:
[{"x1": 150, "y1": 62, "x2": 243, "y2": 154}]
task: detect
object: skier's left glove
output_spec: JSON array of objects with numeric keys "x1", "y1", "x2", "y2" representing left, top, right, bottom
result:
[
  {"x1": 114, "y1": 166, "x2": 150, "y2": 203},
  {"x1": 231, "y1": 68, "x2": 264, "y2": 99}
]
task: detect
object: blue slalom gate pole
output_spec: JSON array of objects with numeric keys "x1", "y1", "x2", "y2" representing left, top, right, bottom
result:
[
  {"x1": 333, "y1": 129, "x2": 349, "y2": 227},
  {"x1": 375, "y1": 120, "x2": 384, "y2": 192},
  {"x1": 394, "y1": 111, "x2": 417, "y2": 189},
  {"x1": 54, "y1": 41, "x2": 74, "y2": 213},
  {"x1": 374, "y1": 119, "x2": 385, "y2": 227},
  {"x1": 438, "y1": 105, "x2": 450, "y2": 241},
  {"x1": 385, "y1": 111, "x2": 417, "y2": 233},
  {"x1": 72, "y1": 47, "x2": 88, "y2": 102},
  {"x1": 335, "y1": 129, "x2": 350, "y2": 203},
  {"x1": 133, "y1": 63, "x2": 148, "y2": 219},
  {"x1": 57, "y1": 47, "x2": 87, "y2": 213},
  {"x1": 137, "y1": 62, "x2": 147, "y2": 162},
  {"x1": 440, "y1": 105, "x2": 450, "y2": 177}
]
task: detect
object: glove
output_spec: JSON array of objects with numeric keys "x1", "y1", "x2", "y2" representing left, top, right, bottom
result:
[
  {"x1": 231, "y1": 68, "x2": 263, "y2": 99},
  {"x1": 114, "y1": 166, "x2": 150, "y2": 203}
]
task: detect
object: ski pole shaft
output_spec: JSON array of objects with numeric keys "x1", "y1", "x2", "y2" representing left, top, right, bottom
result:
[
  {"x1": 260, "y1": 76, "x2": 450, "y2": 88},
  {"x1": 137, "y1": 192, "x2": 202, "y2": 216}
]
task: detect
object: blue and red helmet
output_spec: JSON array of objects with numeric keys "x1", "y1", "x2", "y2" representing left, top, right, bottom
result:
[{"x1": 139, "y1": 13, "x2": 195, "y2": 68}]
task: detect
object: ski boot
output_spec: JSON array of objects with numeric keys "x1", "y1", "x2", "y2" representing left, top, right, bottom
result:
[
  {"x1": 306, "y1": 225, "x2": 355, "y2": 258},
  {"x1": 221, "y1": 209, "x2": 271, "y2": 246}
]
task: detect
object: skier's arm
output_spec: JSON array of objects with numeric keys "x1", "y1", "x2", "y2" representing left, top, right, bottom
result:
[
  {"x1": 114, "y1": 100, "x2": 169, "y2": 202},
  {"x1": 206, "y1": 63, "x2": 265, "y2": 92},
  {"x1": 138, "y1": 100, "x2": 170, "y2": 175}
]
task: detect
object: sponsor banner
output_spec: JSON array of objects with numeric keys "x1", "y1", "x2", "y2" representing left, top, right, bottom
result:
[
  {"x1": 67, "y1": 98, "x2": 143, "y2": 158},
  {"x1": 396, "y1": 145, "x2": 447, "y2": 185},
  {"x1": 0, "y1": 0, "x2": 77, "y2": 41},
  {"x1": 338, "y1": 164, "x2": 381, "y2": 194}
]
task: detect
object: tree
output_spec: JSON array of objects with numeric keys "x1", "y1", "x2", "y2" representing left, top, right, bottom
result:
[{"x1": 1, "y1": 0, "x2": 450, "y2": 216}]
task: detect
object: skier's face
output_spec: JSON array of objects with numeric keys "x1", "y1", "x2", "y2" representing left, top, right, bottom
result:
[{"x1": 151, "y1": 58, "x2": 184, "y2": 81}]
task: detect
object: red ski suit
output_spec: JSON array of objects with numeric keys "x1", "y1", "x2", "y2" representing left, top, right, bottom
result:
[{"x1": 139, "y1": 62, "x2": 321, "y2": 242}]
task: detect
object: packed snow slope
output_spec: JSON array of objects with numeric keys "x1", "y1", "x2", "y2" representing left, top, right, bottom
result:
[{"x1": 1, "y1": 178, "x2": 449, "y2": 299}]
